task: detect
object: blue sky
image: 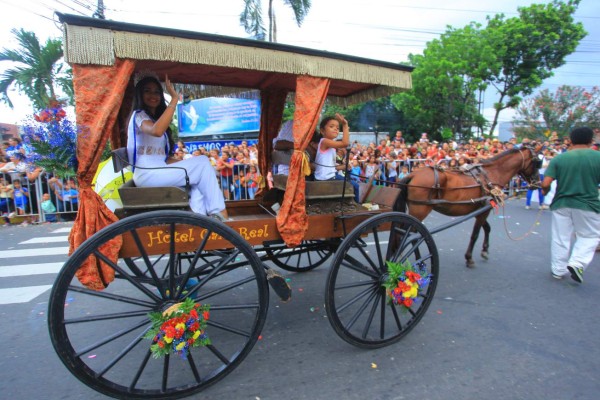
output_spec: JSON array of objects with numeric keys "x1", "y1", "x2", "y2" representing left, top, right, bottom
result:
[{"x1": 0, "y1": 0, "x2": 598, "y2": 130}]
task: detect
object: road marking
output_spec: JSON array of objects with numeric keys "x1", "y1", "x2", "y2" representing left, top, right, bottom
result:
[
  {"x1": 0, "y1": 247, "x2": 69, "y2": 259},
  {"x1": 52, "y1": 227, "x2": 72, "y2": 233},
  {"x1": 0, "y1": 262, "x2": 64, "y2": 277},
  {"x1": 20, "y1": 236, "x2": 69, "y2": 244},
  {"x1": 0, "y1": 285, "x2": 53, "y2": 305}
]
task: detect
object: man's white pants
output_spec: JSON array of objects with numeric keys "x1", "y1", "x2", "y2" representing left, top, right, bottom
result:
[{"x1": 551, "y1": 208, "x2": 600, "y2": 276}]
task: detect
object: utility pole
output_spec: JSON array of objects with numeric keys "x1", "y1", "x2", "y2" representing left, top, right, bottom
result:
[{"x1": 93, "y1": 0, "x2": 105, "y2": 19}]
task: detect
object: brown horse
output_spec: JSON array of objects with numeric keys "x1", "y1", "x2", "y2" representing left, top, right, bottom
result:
[{"x1": 394, "y1": 146, "x2": 542, "y2": 267}]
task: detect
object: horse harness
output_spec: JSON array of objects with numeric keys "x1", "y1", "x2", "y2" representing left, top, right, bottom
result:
[
  {"x1": 403, "y1": 164, "x2": 504, "y2": 207},
  {"x1": 403, "y1": 147, "x2": 540, "y2": 207}
]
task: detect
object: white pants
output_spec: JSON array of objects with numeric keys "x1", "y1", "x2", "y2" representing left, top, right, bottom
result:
[
  {"x1": 134, "y1": 155, "x2": 225, "y2": 215},
  {"x1": 551, "y1": 208, "x2": 600, "y2": 275}
]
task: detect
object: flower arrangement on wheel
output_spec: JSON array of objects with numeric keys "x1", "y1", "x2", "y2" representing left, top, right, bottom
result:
[
  {"x1": 383, "y1": 260, "x2": 431, "y2": 310},
  {"x1": 144, "y1": 298, "x2": 211, "y2": 359}
]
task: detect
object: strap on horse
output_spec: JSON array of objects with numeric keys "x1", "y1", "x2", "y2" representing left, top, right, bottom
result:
[{"x1": 407, "y1": 165, "x2": 504, "y2": 207}]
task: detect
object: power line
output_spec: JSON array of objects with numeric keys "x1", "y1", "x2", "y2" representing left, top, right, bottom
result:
[{"x1": 0, "y1": 0, "x2": 55, "y2": 21}]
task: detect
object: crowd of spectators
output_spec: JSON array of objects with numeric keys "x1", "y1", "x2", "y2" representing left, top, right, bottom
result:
[
  {"x1": 2, "y1": 127, "x2": 596, "y2": 225},
  {"x1": 1, "y1": 136, "x2": 78, "y2": 225}
]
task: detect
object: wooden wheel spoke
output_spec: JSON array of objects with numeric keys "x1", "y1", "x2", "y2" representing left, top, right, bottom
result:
[
  {"x1": 345, "y1": 289, "x2": 379, "y2": 331},
  {"x1": 191, "y1": 274, "x2": 257, "y2": 302},
  {"x1": 379, "y1": 292, "x2": 386, "y2": 339},
  {"x1": 66, "y1": 310, "x2": 150, "y2": 324},
  {"x1": 67, "y1": 285, "x2": 155, "y2": 308},
  {"x1": 186, "y1": 351, "x2": 202, "y2": 384},
  {"x1": 336, "y1": 284, "x2": 378, "y2": 313},
  {"x1": 93, "y1": 250, "x2": 162, "y2": 303},
  {"x1": 371, "y1": 228, "x2": 384, "y2": 273},
  {"x1": 361, "y1": 290, "x2": 382, "y2": 339},
  {"x1": 129, "y1": 229, "x2": 167, "y2": 297},
  {"x1": 183, "y1": 249, "x2": 241, "y2": 299},
  {"x1": 340, "y1": 254, "x2": 380, "y2": 279},
  {"x1": 74, "y1": 319, "x2": 149, "y2": 357},
  {"x1": 97, "y1": 328, "x2": 149, "y2": 378},
  {"x1": 174, "y1": 230, "x2": 212, "y2": 298},
  {"x1": 129, "y1": 350, "x2": 152, "y2": 391},
  {"x1": 207, "y1": 319, "x2": 252, "y2": 337},
  {"x1": 335, "y1": 280, "x2": 374, "y2": 290},
  {"x1": 161, "y1": 355, "x2": 170, "y2": 392},
  {"x1": 396, "y1": 236, "x2": 428, "y2": 264},
  {"x1": 354, "y1": 241, "x2": 381, "y2": 275},
  {"x1": 207, "y1": 344, "x2": 231, "y2": 366}
]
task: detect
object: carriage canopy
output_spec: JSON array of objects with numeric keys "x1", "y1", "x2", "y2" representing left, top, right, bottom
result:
[{"x1": 57, "y1": 12, "x2": 413, "y2": 285}]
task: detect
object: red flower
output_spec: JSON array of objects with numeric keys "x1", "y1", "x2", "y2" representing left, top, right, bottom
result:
[
  {"x1": 158, "y1": 341, "x2": 165, "y2": 348},
  {"x1": 190, "y1": 309, "x2": 198, "y2": 319},
  {"x1": 403, "y1": 298, "x2": 413, "y2": 307},
  {"x1": 203, "y1": 311, "x2": 210, "y2": 320}
]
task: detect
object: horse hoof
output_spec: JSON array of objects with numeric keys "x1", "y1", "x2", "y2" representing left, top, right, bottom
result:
[
  {"x1": 466, "y1": 260, "x2": 476, "y2": 268},
  {"x1": 481, "y1": 251, "x2": 489, "y2": 260}
]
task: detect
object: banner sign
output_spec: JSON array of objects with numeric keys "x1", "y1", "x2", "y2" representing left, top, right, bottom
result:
[
  {"x1": 184, "y1": 139, "x2": 259, "y2": 153},
  {"x1": 177, "y1": 97, "x2": 261, "y2": 137}
]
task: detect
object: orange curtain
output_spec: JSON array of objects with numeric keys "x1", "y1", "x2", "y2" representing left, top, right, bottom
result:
[
  {"x1": 276, "y1": 76, "x2": 330, "y2": 246},
  {"x1": 258, "y1": 89, "x2": 288, "y2": 179},
  {"x1": 69, "y1": 58, "x2": 136, "y2": 291}
]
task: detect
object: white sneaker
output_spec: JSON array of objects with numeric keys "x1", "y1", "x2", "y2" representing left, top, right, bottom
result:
[{"x1": 525, "y1": 206, "x2": 530, "y2": 210}]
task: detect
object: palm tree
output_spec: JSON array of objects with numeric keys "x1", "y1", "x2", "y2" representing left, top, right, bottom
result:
[
  {"x1": 240, "y1": 0, "x2": 311, "y2": 42},
  {"x1": 0, "y1": 28, "x2": 70, "y2": 110}
]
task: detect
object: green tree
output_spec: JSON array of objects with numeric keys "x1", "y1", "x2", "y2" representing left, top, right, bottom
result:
[
  {"x1": 485, "y1": 0, "x2": 586, "y2": 135},
  {"x1": 512, "y1": 85, "x2": 600, "y2": 140},
  {"x1": 0, "y1": 28, "x2": 72, "y2": 110},
  {"x1": 240, "y1": 0, "x2": 311, "y2": 42},
  {"x1": 391, "y1": 23, "x2": 493, "y2": 142}
]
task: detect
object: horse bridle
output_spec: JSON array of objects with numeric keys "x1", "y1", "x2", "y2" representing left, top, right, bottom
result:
[{"x1": 518, "y1": 146, "x2": 542, "y2": 189}]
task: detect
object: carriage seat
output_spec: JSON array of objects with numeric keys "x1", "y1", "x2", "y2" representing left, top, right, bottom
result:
[
  {"x1": 111, "y1": 148, "x2": 190, "y2": 218},
  {"x1": 272, "y1": 174, "x2": 354, "y2": 200}
]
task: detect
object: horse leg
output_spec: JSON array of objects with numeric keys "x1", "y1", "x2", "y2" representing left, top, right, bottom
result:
[
  {"x1": 481, "y1": 219, "x2": 491, "y2": 260},
  {"x1": 465, "y1": 219, "x2": 482, "y2": 268}
]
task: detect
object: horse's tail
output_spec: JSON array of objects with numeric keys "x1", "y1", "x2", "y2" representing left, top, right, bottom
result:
[{"x1": 393, "y1": 175, "x2": 412, "y2": 213}]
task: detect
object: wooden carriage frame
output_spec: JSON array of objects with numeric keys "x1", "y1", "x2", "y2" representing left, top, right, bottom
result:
[{"x1": 48, "y1": 13, "x2": 444, "y2": 399}]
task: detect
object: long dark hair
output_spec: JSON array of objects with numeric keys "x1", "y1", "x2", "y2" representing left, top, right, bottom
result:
[{"x1": 131, "y1": 76, "x2": 175, "y2": 155}]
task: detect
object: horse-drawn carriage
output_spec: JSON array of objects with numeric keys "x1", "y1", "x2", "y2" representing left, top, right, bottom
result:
[{"x1": 48, "y1": 13, "x2": 541, "y2": 399}]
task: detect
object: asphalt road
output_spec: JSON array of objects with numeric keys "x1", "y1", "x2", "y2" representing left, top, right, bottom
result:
[{"x1": 1, "y1": 197, "x2": 599, "y2": 400}]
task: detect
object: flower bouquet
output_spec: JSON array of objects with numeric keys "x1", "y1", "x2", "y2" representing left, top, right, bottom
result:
[
  {"x1": 383, "y1": 260, "x2": 431, "y2": 310},
  {"x1": 144, "y1": 298, "x2": 211, "y2": 359},
  {"x1": 22, "y1": 100, "x2": 78, "y2": 179}
]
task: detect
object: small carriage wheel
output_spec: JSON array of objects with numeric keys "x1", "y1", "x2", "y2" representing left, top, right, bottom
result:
[
  {"x1": 325, "y1": 212, "x2": 438, "y2": 348},
  {"x1": 48, "y1": 210, "x2": 269, "y2": 399},
  {"x1": 263, "y1": 239, "x2": 338, "y2": 272}
]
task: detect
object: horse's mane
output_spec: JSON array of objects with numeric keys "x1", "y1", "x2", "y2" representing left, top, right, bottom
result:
[{"x1": 479, "y1": 148, "x2": 522, "y2": 165}]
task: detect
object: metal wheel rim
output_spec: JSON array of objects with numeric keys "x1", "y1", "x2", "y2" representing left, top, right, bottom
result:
[{"x1": 48, "y1": 210, "x2": 269, "y2": 399}]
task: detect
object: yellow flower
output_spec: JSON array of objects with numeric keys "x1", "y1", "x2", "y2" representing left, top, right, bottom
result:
[
  {"x1": 193, "y1": 330, "x2": 201, "y2": 340},
  {"x1": 404, "y1": 285, "x2": 418, "y2": 298},
  {"x1": 176, "y1": 341, "x2": 186, "y2": 351},
  {"x1": 164, "y1": 336, "x2": 173, "y2": 344},
  {"x1": 176, "y1": 323, "x2": 186, "y2": 330}
]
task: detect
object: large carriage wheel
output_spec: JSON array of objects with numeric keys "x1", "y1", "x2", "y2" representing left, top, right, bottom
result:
[
  {"x1": 48, "y1": 211, "x2": 269, "y2": 399},
  {"x1": 263, "y1": 239, "x2": 338, "y2": 272},
  {"x1": 325, "y1": 212, "x2": 438, "y2": 348}
]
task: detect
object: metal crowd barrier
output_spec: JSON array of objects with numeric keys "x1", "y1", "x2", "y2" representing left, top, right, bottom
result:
[{"x1": 0, "y1": 171, "x2": 78, "y2": 224}]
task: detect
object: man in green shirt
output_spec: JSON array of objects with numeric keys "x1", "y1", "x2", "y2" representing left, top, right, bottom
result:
[{"x1": 542, "y1": 127, "x2": 600, "y2": 283}]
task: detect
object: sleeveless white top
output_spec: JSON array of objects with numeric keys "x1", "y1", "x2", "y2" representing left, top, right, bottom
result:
[{"x1": 315, "y1": 138, "x2": 336, "y2": 180}]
